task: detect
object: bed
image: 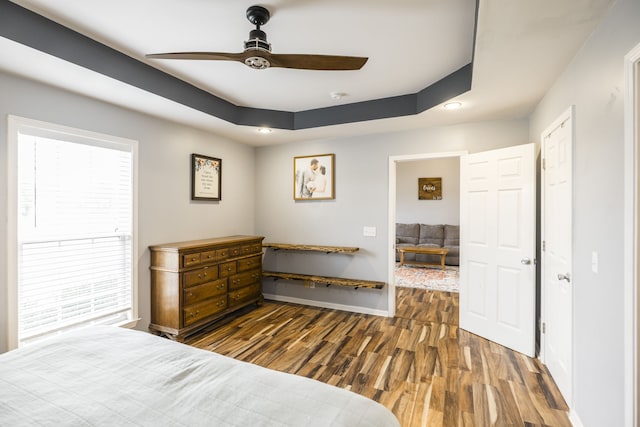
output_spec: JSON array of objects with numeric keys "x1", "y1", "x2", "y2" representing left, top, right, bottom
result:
[{"x1": 0, "y1": 326, "x2": 399, "y2": 426}]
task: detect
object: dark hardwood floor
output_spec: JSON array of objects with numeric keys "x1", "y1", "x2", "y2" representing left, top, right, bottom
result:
[{"x1": 186, "y1": 287, "x2": 570, "y2": 426}]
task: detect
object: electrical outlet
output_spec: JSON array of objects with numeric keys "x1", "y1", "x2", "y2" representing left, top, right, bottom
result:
[{"x1": 363, "y1": 226, "x2": 376, "y2": 237}]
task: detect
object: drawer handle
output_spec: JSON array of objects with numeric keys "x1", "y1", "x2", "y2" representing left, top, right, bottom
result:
[
  {"x1": 227, "y1": 267, "x2": 232, "y2": 271},
  {"x1": 217, "y1": 301, "x2": 224, "y2": 307},
  {"x1": 217, "y1": 284, "x2": 224, "y2": 289},
  {"x1": 188, "y1": 292, "x2": 193, "y2": 297},
  {"x1": 207, "y1": 254, "x2": 213, "y2": 259},
  {"x1": 191, "y1": 257, "x2": 197, "y2": 262}
]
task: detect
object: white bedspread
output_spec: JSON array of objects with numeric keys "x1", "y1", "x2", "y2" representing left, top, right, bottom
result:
[{"x1": 0, "y1": 326, "x2": 399, "y2": 426}]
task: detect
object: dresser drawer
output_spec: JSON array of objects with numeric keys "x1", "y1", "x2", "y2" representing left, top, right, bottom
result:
[
  {"x1": 201, "y1": 250, "x2": 217, "y2": 264},
  {"x1": 183, "y1": 278, "x2": 227, "y2": 304},
  {"x1": 229, "y1": 246, "x2": 242, "y2": 258},
  {"x1": 237, "y1": 254, "x2": 261, "y2": 272},
  {"x1": 183, "y1": 295, "x2": 227, "y2": 326},
  {"x1": 182, "y1": 252, "x2": 201, "y2": 268},
  {"x1": 219, "y1": 261, "x2": 237, "y2": 277},
  {"x1": 215, "y1": 248, "x2": 230, "y2": 261},
  {"x1": 241, "y1": 242, "x2": 263, "y2": 256},
  {"x1": 228, "y1": 283, "x2": 261, "y2": 307},
  {"x1": 229, "y1": 269, "x2": 261, "y2": 290},
  {"x1": 183, "y1": 266, "x2": 218, "y2": 287}
]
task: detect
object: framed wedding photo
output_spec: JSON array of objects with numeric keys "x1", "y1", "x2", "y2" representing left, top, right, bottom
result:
[
  {"x1": 293, "y1": 153, "x2": 335, "y2": 201},
  {"x1": 191, "y1": 153, "x2": 221, "y2": 201}
]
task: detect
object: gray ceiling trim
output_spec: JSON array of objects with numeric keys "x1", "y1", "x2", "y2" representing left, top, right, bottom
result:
[
  {"x1": 296, "y1": 64, "x2": 472, "y2": 130},
  {"x1": 0, "y1": 1, "x2": 476, "y2": 131}
]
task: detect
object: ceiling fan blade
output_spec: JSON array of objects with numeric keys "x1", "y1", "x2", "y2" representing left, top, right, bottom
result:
[
  {"x1": 146, "y1": 52, "x2": 247, "y2": 62},
  {"x1": 146, "y1": 6, "x2": 368, "y2": 72},
  {"x1": 266, "y1": 53, "x2": 368, "y2": 71}
]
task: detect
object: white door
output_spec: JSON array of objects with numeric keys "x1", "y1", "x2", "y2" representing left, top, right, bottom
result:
[
  {"x1": 460, "y1": 143, "x2": 537, "y2": 357},
  {"x1": 542, "y1": 108, "x2": 573, "y2": 404}
]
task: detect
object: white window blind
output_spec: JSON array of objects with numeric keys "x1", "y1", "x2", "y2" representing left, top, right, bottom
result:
[{"x1": 11, "y1": 119, "x2": 137, "y2": 347}]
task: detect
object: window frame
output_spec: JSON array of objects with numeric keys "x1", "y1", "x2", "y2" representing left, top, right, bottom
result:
[{"x1": 7, "y1": 115, "x2": 139, "y2": 350}]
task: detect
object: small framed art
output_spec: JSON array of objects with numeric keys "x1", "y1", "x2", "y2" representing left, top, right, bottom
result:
[
  {"x1": 191, "y1": 153, "x2": 221, "y2": 201},
  {"x1": 293, "y1": 153, "x2": 335, "y2": 200},
  {"x1": 418, "y1": 177, "x2": 442, "y2": 200}
]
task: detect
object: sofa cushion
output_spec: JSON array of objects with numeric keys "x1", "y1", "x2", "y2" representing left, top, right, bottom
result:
[
  {"x1": 443, "y1": 225, "x2": 460, "y2": 266},
  {"x1": 443, "y1": 224, "x2": 459, "y2": 247},
  {"x1": 419, "y1": 224, "x2": 444, "y2": 246},
  {"x1": 396, "y1": 223, "x2": 419, "y2": 245}
]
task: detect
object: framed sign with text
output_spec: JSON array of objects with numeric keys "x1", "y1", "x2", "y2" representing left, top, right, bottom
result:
[
  {"x1": 191, "y1": 153, "x2": 221, "y2": 201},
  {"x1": 418, "y1": 177, "x2": 442, "y2": 200}
]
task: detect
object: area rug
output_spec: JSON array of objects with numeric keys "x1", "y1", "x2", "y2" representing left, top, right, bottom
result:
[{"x1": 394, "y1": 264, "x2": 459, "y2": 292}]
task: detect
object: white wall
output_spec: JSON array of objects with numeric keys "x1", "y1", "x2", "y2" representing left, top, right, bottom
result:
[
  {"x1": 255, "y1": 119, "x2": 528, "y2": 313},
  {"x1": 396, "y1": 157, "x2": 460, "y2": 225},
  {"x1": 0, "y1": 69, "x2": 527, "y2": 351},
  {"x1": 529, "y1": 0, "x2": 640, "y2": 424},
  {"x1": 0, "y1": 71, "x2": 257, "y2": 353}
]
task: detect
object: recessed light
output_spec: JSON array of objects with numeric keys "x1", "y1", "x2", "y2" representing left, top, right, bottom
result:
[
  {"x1": 257, "y1": 127, "x2": 272, "y2": 134},
  {"x1": 330, "y1": 92, "x2": 348, "y2": 100},
  {"x1": 443, "y1": 102, "x2": 462, "y2": 110}
]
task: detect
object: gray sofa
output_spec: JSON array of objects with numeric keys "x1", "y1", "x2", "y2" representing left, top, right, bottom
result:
[{"x1": 395, "y1": 223, "x2": 459, "y2": 266}]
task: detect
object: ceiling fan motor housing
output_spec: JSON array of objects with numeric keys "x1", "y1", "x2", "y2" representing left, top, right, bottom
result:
[
  {"x1": 243, "y1": 6, "x2": 272, "y2": 69},
  {"x1": 245, "y1": 29, "x2": 270, "y2": 52}
]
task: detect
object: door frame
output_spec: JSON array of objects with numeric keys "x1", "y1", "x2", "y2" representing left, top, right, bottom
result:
[
  {"x1": 387, "y1": 151, "x2": 467, "y2": 316},
  {"x1": 623, "y1": 41, "x2": 640, "y2": 427}
]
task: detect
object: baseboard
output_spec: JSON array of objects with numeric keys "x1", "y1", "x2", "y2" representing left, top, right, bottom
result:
[
  {"x1": 569, "y1": 408, "x2": 584, "y2": 427},
  {"x1": 262, "y1": 293, "x2": 391, "y2": 317}
]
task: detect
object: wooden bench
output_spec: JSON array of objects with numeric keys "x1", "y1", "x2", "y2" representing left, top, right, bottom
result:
[{"x1": 397, "y1": 246, "x2": 449, "y2": 271}]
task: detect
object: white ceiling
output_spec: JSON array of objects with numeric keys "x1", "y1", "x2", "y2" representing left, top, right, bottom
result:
[{"x1": 1, "y1": 0, "x2": 614, "y2": 146}]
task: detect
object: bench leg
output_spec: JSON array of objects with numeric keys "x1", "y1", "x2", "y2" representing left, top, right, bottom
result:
[
  {"x1": 441, "y1": 254, "x2": 446, "y2": 271},
  {"x1": 399, "y1": 251, "x2": 405, "y2": 266}
]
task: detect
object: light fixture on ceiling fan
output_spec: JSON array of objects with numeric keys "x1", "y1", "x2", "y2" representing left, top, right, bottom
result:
[{"x1": 146, "y1": 5, "x2": 368, "y2": 71}]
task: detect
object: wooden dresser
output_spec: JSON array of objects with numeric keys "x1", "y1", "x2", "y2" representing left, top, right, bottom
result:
[{"x1": 149, "y1": 235, "x2": 264, "y2": 341}]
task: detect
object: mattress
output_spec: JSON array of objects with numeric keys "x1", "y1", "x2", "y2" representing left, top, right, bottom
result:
[{"x1": 0, "y1": 325, "x2": 399, "y2": 426}]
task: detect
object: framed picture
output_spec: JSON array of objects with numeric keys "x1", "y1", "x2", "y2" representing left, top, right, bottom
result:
[
  {"x1": 418, "y1": 177, "x2": 442, "y2": 200},
  {"x1": 293, "y1": 153, "x2": 335, "y2": 200},
  {"x1": 191, "y1": 153, "x2": 221, "y2": 201}
]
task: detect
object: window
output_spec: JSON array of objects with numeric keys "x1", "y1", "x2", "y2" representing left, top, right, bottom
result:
[{"x1": 7, "y1": 116, "x2": 138, "y2": 349}]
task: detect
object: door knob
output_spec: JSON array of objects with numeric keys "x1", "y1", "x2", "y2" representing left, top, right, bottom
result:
[
  {"x1": 557, "y1": 273, "x2": 571, "y2": 282},
  {"x1": 521, "y1": 257, "x2": 532, "y2": 265}
]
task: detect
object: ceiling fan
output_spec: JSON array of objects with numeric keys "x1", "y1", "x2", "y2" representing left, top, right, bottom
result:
[{"x1": 146, "y1": 5, "x2": 368, "y2": 71}]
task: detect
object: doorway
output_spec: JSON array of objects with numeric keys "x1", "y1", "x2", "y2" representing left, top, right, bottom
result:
[
  {"x1": 387, "y1": 151, "x2": 466, "y2": 317},
  {"x1": 389, "y1": 145, "x2": 538, "y2": 359}
]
